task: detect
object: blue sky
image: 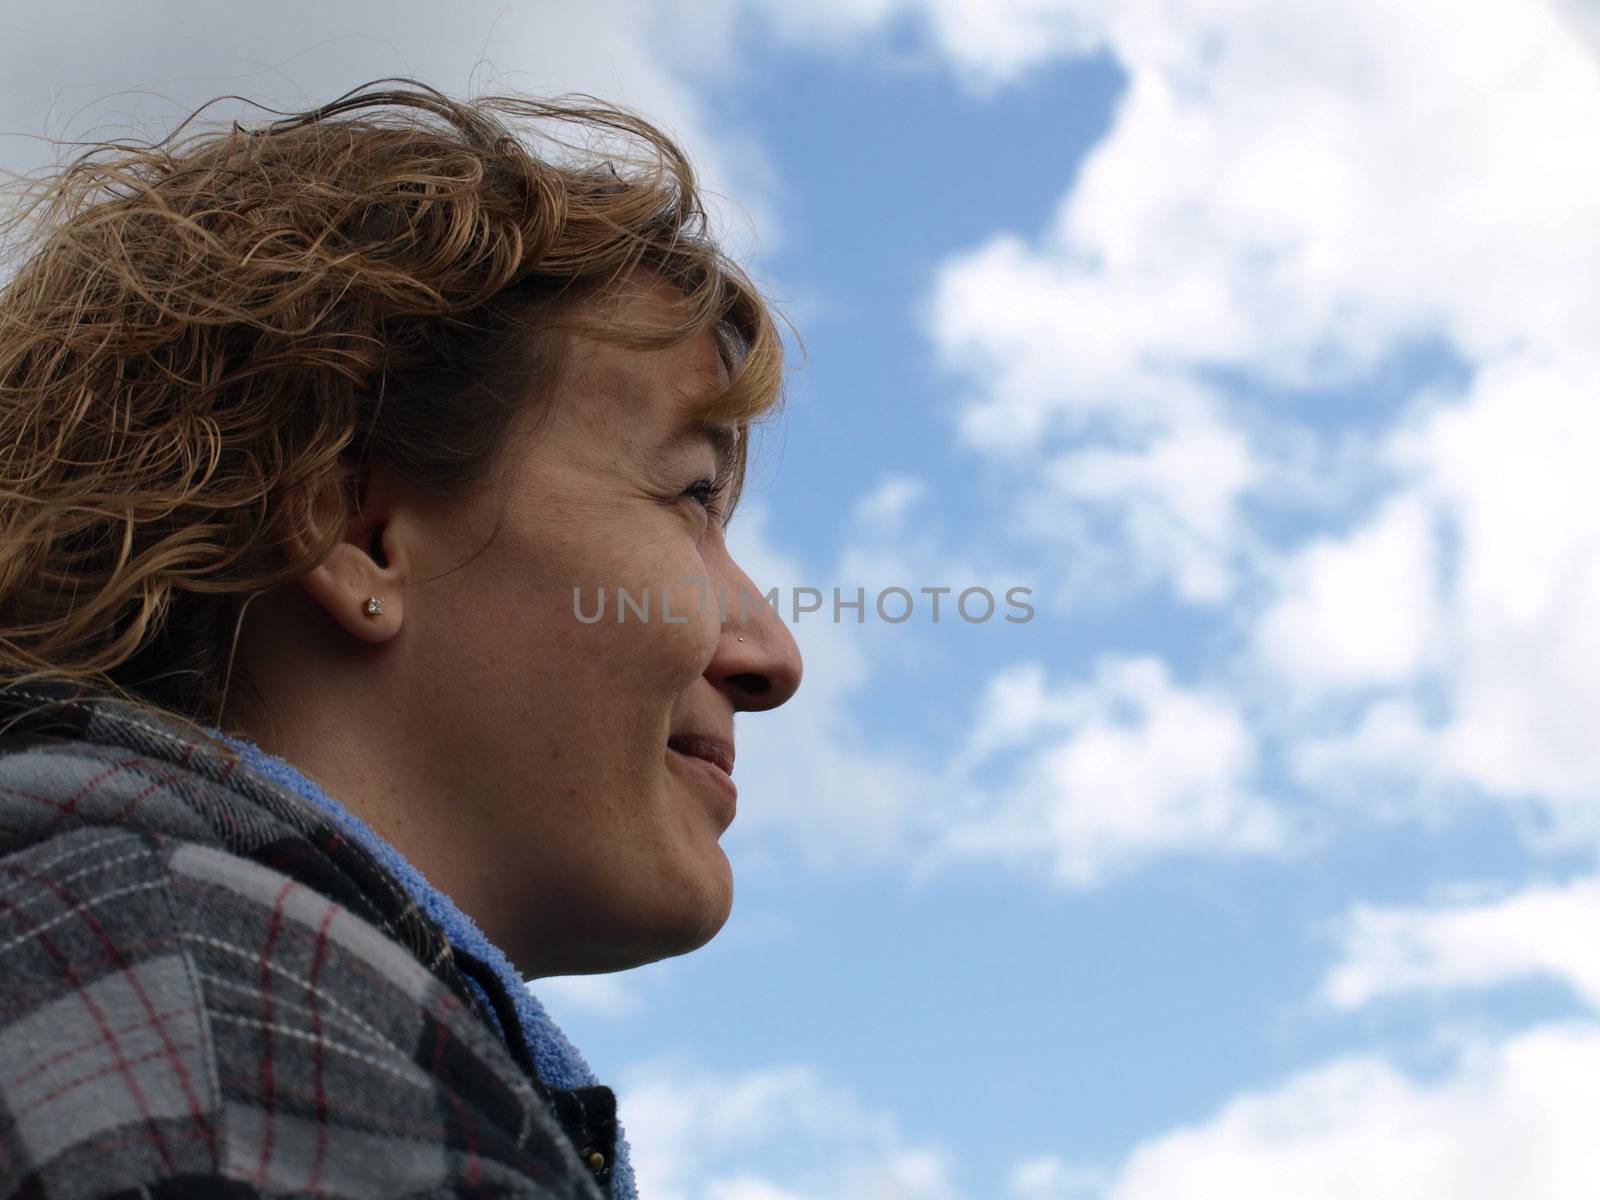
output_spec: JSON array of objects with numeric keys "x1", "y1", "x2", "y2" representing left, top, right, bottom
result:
[{"x1": 6, "y1": 2, "x2": 1600, "y2": 1195}]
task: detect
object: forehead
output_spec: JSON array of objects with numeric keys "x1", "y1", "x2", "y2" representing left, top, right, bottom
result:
[{"x1": 558, "y1": 286, "x2": 729, "y2": 439}]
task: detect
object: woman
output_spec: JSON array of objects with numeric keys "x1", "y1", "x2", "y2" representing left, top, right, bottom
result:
[{"x1": 0, "y1": 78, "x2": 803, "y2": 1199}]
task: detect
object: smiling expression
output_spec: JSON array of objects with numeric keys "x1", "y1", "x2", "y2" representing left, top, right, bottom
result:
[{"x1": 377, "y1": 273, "x2": 805, "y2": 976}]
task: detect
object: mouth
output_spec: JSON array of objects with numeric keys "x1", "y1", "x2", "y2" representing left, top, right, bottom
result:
[{"x1": 666, "y1": 734, "x2": 735, "y2": 778}]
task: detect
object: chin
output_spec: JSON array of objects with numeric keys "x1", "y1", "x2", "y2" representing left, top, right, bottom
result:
[
  {"x1": 632, "y1": 862, "x2": 734, "y2": 965},
  {"x1": 535, "y1": 856, "x2": 733, "y2": 976}
]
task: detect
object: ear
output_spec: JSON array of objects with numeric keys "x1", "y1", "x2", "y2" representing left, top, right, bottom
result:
[{"x1": 290, "y1": 456, "x2": 410, "y2": 645}]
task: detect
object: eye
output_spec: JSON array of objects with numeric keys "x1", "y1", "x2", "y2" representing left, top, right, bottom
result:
[{"x1": 680, "y1": 475, "x2": 728, "y2": 524}]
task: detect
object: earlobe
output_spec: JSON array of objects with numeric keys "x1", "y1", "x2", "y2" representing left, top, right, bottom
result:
[
  {"x1": 283, "y1": 458, "x2": 410, "y2": 644},
  {"x1": 297, "y1": 541, "x2": 402, "y2": 644}
]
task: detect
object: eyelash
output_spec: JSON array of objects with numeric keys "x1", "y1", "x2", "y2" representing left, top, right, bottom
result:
[{"x1": 681, "y1": 475, "x2": 728, "y2": 522}]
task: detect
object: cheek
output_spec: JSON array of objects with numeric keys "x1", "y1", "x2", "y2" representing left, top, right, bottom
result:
[
  {"x1": 565, "y1": 535, "x2": 723, "y2": 685},
  {"x1": 643, "y1": 574, "x2": 723, "y2": 676}
]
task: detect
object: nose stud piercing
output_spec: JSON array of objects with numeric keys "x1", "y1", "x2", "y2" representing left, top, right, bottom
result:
[{"x1": 364, "y1": 596, "x2": 384, "y2": 616}]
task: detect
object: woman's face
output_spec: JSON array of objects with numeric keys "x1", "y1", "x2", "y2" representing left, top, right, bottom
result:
[{"x1": 343, "y1": 276, "x2": 803, "y2": 977}]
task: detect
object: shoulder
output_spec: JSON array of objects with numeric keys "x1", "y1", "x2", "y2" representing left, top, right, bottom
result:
[
  {"x1": 0, "y1": 824, "x2": 221, "y2": 1193},
  {"x1": 0, "y1": 823, "x2": 604, "y2": 1199},
  {"x1": 0, "y1": 683, "x2": 422, "y2": 952},
  {"x1": 0, "y1": 685, "x2": 606, "y2": 1199}
]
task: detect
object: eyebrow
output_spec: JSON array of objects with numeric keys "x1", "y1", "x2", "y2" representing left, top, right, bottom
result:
[{"x1": 665, "y1": 419, "x2": 741, "y2": 483}]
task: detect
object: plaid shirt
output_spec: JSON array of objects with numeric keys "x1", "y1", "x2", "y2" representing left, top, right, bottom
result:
[{"x1": 0, "y1": 677, "x2": 615, "y2": 1199}]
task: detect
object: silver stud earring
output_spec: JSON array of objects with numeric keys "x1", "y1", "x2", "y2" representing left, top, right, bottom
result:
[{"x1": 364, "y1": 596, "x2": 384, "y2": 616}]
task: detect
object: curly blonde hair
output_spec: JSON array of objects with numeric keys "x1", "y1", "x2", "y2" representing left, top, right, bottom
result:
[{"x1": 0, "y1": 77, "x2": 790, "y2": 750}]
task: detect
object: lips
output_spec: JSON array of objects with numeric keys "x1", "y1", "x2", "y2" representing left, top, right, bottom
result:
[{"x1": 666, "y1": 734, "x2": 735, "y2": 777}]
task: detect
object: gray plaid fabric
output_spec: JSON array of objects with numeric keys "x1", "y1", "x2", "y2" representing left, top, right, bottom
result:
[{"x1": 0, "y1": 677, "x2": 611, "y2": 1200}]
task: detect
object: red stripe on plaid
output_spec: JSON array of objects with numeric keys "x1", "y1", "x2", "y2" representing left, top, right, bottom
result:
[
  {"x1": 303, "y1": 895, "x2": 338, "y2": 1194},
  {"x1": 0, "y1": 753, "x2": 246, "y2": 844},
  {"x1": 0, "y1": 857, "x2": 222, "y2": 1171},
  {"x1": 0, "y1": 932, "x2": 188, "y2": 1025},
  {"x1": 15, "y1": 1036, "x2": 208, "y2": 1113},
  {"x1": 48, "y1": 754, "x2": 151, "y2": 833},
  {"x1": 172, "y1": 875, "x2": 433, "y2": 1007},
  {"x1": 2, "y1": 1002, "x2": 198, "y2": 1095},
  {"x1": 0, "y1": 876, "x2": 180, "y2": 1173},
  {"x1": 253, "y1": 876, "x2": 297, "y2": 1185},
  {"x1": 112, "y1": 760, "x2": 205, "y2": 826}
]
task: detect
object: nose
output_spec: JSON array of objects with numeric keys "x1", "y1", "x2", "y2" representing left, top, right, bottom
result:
[{"x1": 705, "y1": 568, "x2": 803, "y2": 713}]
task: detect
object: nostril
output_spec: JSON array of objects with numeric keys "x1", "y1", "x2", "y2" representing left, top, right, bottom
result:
[{"x1": 728, "y1": 673, "x2": 769, "y2": 698}]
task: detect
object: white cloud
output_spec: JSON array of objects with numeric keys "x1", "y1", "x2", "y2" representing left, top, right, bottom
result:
[
  {"x1": 1032, "y1": 394, "x2": 1261, "y2": 604},
  {"x1": 619, "y1": 1055, "x2": 962, "y2": 1200},
  {"x1": 619, "y1": 1008, "x2": 1600, "y2": 1200},
  {"x1": 1007, "y1": 1155, "x2": 1107, "y2": 1200},
  {"x1": 752, "y1": 0, "x2": 1103, "y2": 95},
  {"x1": 1292, "y1": 347, "x2": 1600, "y2": 839},
  {"x1": 852, "y1": 475, "x2": 930, "y2": 532},
  {"x1": 1319, "y1": 875, "x2": 1600, "y2": 1013},
  {"x1": 1255, "y1": 493, "x2": 1443, "y2": 692},
  {"x1": 533, "y1": 972, "x2": 646, "y2": 1021},
  {"x1": 1066, "y1": 878, "x2": 1600, "y2": 1197},
  {"x1": 785, "y1": 0, "x2": 1600, "y2": 849},
  {"x1": 1005, "y1": 874, "x2": 1600, "y2": 1197},
  {"x1": 1094, "y1": 1025, "x2": 1600, "y2": 1199},
  {"x1": 1405, "y1": 348, "x2": 1600, "y2": 810},
  {"x1": 1053, "y1": 0, "x2": 1600, "y2": 371},
  {"x1": 841, "y1": 0, "x2": 1600, "y2": 640},
  {"x1": 728, "y1": 506, "x2": 1279, "y2": 888},
  {"x1": 1288, "y1": 697, "x2": 1441, "y2": 818},
  {"x1": 933, "y1": 655, "x2": 1286, "y2": 887},
  {"x1": 0, "y1": 0, "x2": 783, "y2": 262},
  {"x1": 1563, "y1": 0, "x2": 1600, "y2": 60}
]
